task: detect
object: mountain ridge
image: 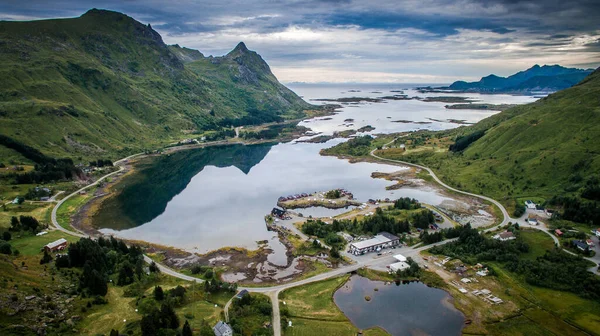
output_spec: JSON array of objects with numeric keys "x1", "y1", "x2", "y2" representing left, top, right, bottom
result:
[
  {"x1": 448, "y1": 64, "x2": 593, "y2": 93},
  {"x1": 0, "y1": 9, "x2": 313, "y2": 160}
]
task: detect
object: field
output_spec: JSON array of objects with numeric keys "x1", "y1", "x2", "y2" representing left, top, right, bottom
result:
[
  {"x1": 10, "y1": 230, "x2": 79, "y2": 255},
  {"x1": 518, "y1": 229, "x2": 557, "y2": 260},
  {"x1": 55, "y1": 193, "x2": 93, "y2": 231},
  {"x1": 280, "y1": 275, "x2": 390, "y2": 335}
]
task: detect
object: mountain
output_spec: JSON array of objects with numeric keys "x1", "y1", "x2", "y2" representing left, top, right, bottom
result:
[
  {"x1": 448, "y1": 64, "x2": 593, "y2": 93},
  {"x1": 0, "y1": 9, "x2": 312, "y2": 159},
  {"x1": 404, "y1": 68, "x2": 600, "y2": 208}
]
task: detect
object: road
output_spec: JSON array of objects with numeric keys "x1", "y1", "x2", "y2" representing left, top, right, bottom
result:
[
  {"x1": 370, "y1": 138, "x2": 511, "y2": 228},
  {"x1": 47, "y1": 139, "x2": 598, "y2": 336}
]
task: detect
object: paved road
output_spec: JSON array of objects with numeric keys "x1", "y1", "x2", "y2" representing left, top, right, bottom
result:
[
  {"x1": 47, "y1": 139, "x2": 598, "y2": 336},
  {"x1": 370, "y1": 138, "x2": 511, "y2": 228}
]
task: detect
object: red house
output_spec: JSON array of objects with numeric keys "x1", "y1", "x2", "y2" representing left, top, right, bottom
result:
[{"x1": 554, "y1": 229, "x2": 563, "y2": 237}]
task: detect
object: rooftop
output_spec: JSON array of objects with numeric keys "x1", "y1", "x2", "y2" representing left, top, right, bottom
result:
[
  {"x1": 45, "y1": 238, "x2": 68, "y2": 249},
  {"x1": 351, "y1": 234, "x2": 392, "y2": 250}
]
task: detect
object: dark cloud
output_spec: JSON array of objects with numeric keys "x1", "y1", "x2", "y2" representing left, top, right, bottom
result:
[{"x1": 0, "y1": 0, "x2": 598, "y2": 82}]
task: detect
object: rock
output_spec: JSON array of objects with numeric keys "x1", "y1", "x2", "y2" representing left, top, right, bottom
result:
[
  {"x1": 25, "y1": 295, "x2": 36, "y2": 301},
  {"x1": 71, "y1": 315, "x2": 81, "y2": 321}
]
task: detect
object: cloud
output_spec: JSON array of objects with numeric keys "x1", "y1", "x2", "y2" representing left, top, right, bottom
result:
[{"x1": 0, "y1": 0, "x2": 598, "y2": 82}]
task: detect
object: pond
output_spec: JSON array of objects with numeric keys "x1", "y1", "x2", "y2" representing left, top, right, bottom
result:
[{"x1": 334, "y1": 275, "x2": 465, "y2": 336}]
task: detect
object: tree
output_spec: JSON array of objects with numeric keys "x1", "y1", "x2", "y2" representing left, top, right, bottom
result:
[
  {"x1": 159, "y1": 303, "x2": 180, "y2": 329},
  {"x1": 3, "y1": 231, "x2": 11, "y2": 241},
  {"x1": 109, "y1": 329, "x2": 119, "y2": 336},
  {"x1": 10, "y1": 216, "x2": 20, "y2": 231},
  {"x1": 141, "y1": 313, "x2": 158, "y2": 336},
  {"x1": 0, "y1": 240, "x2": 12, "y2": 255},
  {"x1": 154, "y1": 286, "x2": 165, "y2": 301},
  {"x1": 40, "y1": 250, "x2": 53, "y2": 264},
  {"x1": 149, "y1": 261, "x2": 160, "y2": 273},
  {"x1": 182, "y1": 320, "x2": 193, "y2": 336}
]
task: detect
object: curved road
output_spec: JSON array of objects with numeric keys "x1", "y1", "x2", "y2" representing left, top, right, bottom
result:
[
  {"x1": 370, "y1": 138, "x2": 511, "y2": 228},
  {"x1": 49, "y1": 141, "x2": 597, "y2": 336}
]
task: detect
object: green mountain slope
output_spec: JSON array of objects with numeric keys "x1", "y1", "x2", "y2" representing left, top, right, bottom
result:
[
  {"x1": 0, "y1": 9, "x2": 311, "y2": 159},
  {"x1": 385, "y1": 68, "x2": 600, "y2": 208}
]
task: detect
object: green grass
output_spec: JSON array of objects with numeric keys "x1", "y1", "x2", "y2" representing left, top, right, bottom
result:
[
  {"x1": 55, "y1": 193, "x2": 92, "y2": 231},
  {"x1": 518, "y1": 229, "x2": 557, "y2": 260},
  {"x1": 0, "y1": 9, "x2": 313, "y2": 161},
  {"x1": 281, "y1": 275, "x2": 349, "y2": 321},
  {"x1": 10, "y1": 230, "x2": 79, "y2": 255}
]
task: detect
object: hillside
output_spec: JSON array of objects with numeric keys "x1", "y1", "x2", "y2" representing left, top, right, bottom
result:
[
  {"x1": 448, "y1": 64, "x2": 593, "y2": 93},
  {"x1": 0, "y1": 9, "x2": 312, "y2": 160},
  {"x1": 366, "y1": 68, "x2": 600, "y2": 212}
]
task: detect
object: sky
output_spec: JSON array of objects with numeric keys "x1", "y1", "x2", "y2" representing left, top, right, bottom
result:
[{"x1": 1, "y1": 0, "x2": 599, "y2": 83}]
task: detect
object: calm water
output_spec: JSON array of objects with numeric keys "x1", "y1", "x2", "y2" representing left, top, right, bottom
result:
[
  {"x1": 334, "y1": 275, "x2": 464, "y2": 336},
  {"x1": 97, "y1": 84, "x2": 537, "y2": 254}
]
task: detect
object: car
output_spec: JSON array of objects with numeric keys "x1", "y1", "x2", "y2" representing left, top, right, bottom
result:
[{"x1": 377, "y1": 252, "x2": 382, "y2": 256}]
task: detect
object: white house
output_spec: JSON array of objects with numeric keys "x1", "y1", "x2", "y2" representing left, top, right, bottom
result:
[
  {"x1": 527, "y1": 217, "x2": 538, "y2": 225},
  {"x1": 525, "y1": 200, "x2": 536, "y2": 209},
  {"x1": 493, "y1": 231, "x2": 516, "y2": 242},
  {"x1": 595, "y1": 228, "x2": 600, "y2": 238},
  {"x1": 213, "y1": 321, "x2": 233, "y2": 336},
  {"x1": 390, "y1": 261, "x2": 410, "y2": 272},
  {"x1": 393, "y1": 254, "x2": 407, "y2": 262}
]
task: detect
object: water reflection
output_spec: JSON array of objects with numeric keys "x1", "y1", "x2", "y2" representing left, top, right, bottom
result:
[{"x1": 334, "y1": 275, "x2": 464, "y2": 336}]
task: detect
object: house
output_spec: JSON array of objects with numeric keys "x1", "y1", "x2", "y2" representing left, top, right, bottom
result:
[
  {"x1": 393, "y1": 254, "x2": 407, "y2": 262},
  {"x1": 494, "y1": 231, "x2": 516, "y2": 241},
  {"x1": 235, "y1": 289, "x2": 249, "y2": 300},
  {"x1": 349, "y1": 232, "x2": 400, "y2": 255},
  {"x1": 40, "y1": 196, "x2": 50, "y2": 202},
  {"x1": 527, "y1": 216, "x2": 538, "y2": 225},
  {"x1": 586, "y1": 239, "x2": 595, "y2": 247},
  {"x1": 213, "y1": 321, "x2": 233, "y2": 336},
  {"x1": 572, "y1": 240, "x2": 589, "y2": 252},
  {"x1": 525, "y1": 200, "x2": 536, "y2": 209},
  {"x1": 43, "y1": 238, "x2": 68, "y2": 252},
  {"x1": 554, "y1": 229, "x2": 563, "y2": 237},
  {"x1": 271, "y1": 208, "x2": 286, "y2": 219},
  {"x1": 595, "y1": 228, "x2": 600, "y2": 237},
  {"x1": 390, "y1": 261, "x2": 410, "y2": 272}
]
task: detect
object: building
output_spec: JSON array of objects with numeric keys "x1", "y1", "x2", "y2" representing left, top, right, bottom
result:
[
  {"x1": 393, "y1": 254, "x2": 407, "y2": 262},
  {"x1": 586, "y1": 239, "x2": 595, "y2": 247},
  {"x1": 595, "y1": 228, "x2": 600, "y2": 237},
  {"x1": 235, "y1": 289, "x2": 249, "y2": 300},
  {"x1": 573, "y1": 240, "x2": 589, "y2": 252},
  {"x1": 525, "y1": 200, "x2": 536, "y2": 209},
  {"x1": 390, "y1": 261, "x2": 410, "y2": 272},
  {"x1": 213, "y1": 321, "x2": 233, "y2": 336},
  {"x1": 527, "y1": 217, "x2": 538, "y2": 225},
  {"x1": 555, "y1": 229, "x2": 563, "y2": 237},
  {"x1": 271, "y1": 207, "x2": 286, "y2": 219},
  {"x1": 348, "y1": 232, "x2": 400, "y2": 255},
  {"x1": 43, "y1": 238, "x2": 68, "y2": 252},
  {"x1": 493, "y1": 231, "x2": 516, "y2": 241}
]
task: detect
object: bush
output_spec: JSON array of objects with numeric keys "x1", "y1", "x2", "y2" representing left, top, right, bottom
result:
[
  {"x1": 2, "y1": 231, "x2": 11, "y2": 241},
  {"x1": 0, "y1": 240, "x2": 12, "y2": 255}
]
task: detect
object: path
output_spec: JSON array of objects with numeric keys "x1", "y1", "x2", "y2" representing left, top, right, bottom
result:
[
  {"x1": 370, "y1": 137, "x2": 511, "y2": 228},
  {"x1": 47, "y1": 137, "x2": 598, "y2": 336}
]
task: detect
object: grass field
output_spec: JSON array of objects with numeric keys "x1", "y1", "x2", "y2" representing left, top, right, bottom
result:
[
  {"x1": 518, "y1": 229, "x2": 557, "y2": 260},
  {"x1": 10, "y1": 230, "x2": 79, "y2": 255},
  {"x1": 55, "y1": 193, "x2": 93, "y2": 231},
  {"x1": 0, "y1": 201, "x2": 52, "y2": 230}
]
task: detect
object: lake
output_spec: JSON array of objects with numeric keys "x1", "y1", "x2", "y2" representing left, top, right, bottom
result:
[
  {"x1": 95, "y1": 84, "x2": 537, "y2": 256},
  {"x1": 334, "y1": 275, "x2": 465, "y2": 336}
]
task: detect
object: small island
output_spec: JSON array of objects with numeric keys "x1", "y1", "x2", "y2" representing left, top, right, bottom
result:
[{"x1": 277, "y1": 189, "x2": 360, "y2": 209}]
